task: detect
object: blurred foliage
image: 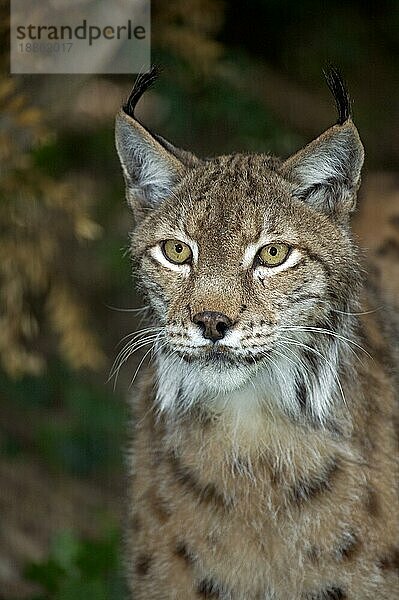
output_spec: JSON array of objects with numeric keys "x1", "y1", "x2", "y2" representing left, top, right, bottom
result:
[
  {"x1": 0, "y1": 74, "x2": 104, "y2": 377},
  {"x1": 24, "y1": 529, "x2": 125, "y2": 600},
  {"x1": 0, "y1": 361, "x2": 127, "y2": 476},
  {"x1": 154, "y1": 0, "x2": 224, "y2": 73}
]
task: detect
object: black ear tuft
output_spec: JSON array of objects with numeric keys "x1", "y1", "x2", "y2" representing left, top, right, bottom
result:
[
  {"x1": 123, "y1": 65, "x2": 160, "y2": 118},
  {"x1": 323, "y1": 65, "x2": 351, "y2": 125}
]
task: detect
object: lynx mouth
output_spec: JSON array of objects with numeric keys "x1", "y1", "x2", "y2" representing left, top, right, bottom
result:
[{"x1": 174, "y1": 345, "x2": 254, "y2": 367}]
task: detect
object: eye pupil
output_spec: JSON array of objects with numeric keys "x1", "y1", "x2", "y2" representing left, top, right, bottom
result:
[
  {"x1": 175, "y1": 244, "x2": 183, "y2": 253},
  {"x1": 269, "y1": 246, "x2": 278, "y2": 256}
]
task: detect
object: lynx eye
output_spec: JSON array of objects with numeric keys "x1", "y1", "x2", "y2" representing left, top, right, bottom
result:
[
  {"x1": 258, "y1": 243, "x2": 291, "y2": 267},
  {"x1": 162, "y1": 239, "x2": 192, "y2": 264}
]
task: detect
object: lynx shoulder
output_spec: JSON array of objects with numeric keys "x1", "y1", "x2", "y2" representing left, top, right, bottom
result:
[{"x1": 115, "y1": 67, "x2": 399, "y2": 599}]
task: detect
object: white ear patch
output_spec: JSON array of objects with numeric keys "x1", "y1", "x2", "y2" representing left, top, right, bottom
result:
[
  {"x1": 130, "y1": 151, "x2": 176, "y2": 205},
  {"x1": 282, "y1": 122, "x2": 364, "y2": 214},
  {"x1": 115, "y1": 112, "x2": 180, "y2": 208},
  {"x1": 293, "y1": 142, "x2": 348, "y2": 190}
]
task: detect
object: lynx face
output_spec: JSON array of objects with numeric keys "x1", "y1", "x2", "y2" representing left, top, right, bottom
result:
[
  {"x1": 132, "y1": 161, "x2": 358, "y2": 388},
  {"x1": 116, "y1": 69, "x2": 364, "y2": 420}
]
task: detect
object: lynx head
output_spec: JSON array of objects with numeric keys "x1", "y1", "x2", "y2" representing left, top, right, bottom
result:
[{"x1": 115, "y1": 67, "x2": 364, "y2": 425}]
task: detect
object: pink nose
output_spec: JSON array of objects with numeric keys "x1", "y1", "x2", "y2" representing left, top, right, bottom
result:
[{"x1": 192, "y1": 311, "x2": 232, "y2": 342}]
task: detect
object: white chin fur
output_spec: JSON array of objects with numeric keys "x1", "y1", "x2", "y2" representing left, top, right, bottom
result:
[
  {"x1": 154, "y1": 351, "x2": 255, "y2": 414},
  {"x1": 153, "y1": 336, "x2": 341, "y2": 427},
  {"x1": 190, "y1": 361, "x2": 253, "y2": 393}
]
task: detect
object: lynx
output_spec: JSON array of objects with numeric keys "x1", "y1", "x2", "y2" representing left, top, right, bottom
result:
[{"x1": 115, "y1": 67, "x2": 399, "y2": 599}]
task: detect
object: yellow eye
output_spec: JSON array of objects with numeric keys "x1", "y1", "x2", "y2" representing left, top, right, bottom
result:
[
  {"x1": 258, "y1": 243, "x2": 291, "y2": 267},
  {"x1": 162, "y1": 239, "x2": 192, "y2": 264}
]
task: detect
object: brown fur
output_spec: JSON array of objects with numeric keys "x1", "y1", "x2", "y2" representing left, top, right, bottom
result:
[{"x1": 115, "y1": 71, "x2": 399, "y2": 598}]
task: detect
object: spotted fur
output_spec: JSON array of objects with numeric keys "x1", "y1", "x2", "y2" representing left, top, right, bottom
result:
[{"x1": 115, "y1": 70, "x2": 399, "y2": 598}]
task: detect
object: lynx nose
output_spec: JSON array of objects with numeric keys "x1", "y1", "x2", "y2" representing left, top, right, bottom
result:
[{"x1": 193, "y1": 311, "x2": 232, "y2": 343}]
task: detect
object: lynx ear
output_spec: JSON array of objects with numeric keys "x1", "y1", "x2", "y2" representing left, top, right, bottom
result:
[
  {"x1": 115, "y1": 67, "x2": 199, "y2": 218},
  {"x1": 281, "y1": 68, "x2": 364, "y2": 216}
]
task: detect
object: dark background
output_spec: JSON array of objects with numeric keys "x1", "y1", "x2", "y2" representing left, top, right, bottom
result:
[{"x1": 1, "y1": 1, "x2": 399, "y2": 597}]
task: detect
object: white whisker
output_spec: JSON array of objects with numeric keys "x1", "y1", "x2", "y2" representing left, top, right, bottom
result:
[
  {"x1": 106, "y1": 304, "x2": 150, "y2": 314},
  {"x1": 109, "y1": 333, "x2": 162, "y2": 387},
  {"x1": 279, "y1": 325, "x2": 372, "y2": 359}
]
